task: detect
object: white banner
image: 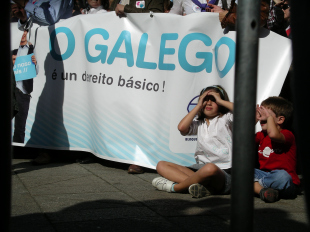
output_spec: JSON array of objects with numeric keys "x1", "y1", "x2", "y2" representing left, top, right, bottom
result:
[{"x1": 11, "y1": 12, "x2": 292, "y2": 169}]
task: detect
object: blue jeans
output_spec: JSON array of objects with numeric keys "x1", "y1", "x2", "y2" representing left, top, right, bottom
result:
[{"x1": 254, "y1": 169, "x2": 297, "y2": 198}]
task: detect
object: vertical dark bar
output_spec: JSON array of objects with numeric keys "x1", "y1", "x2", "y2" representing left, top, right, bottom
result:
[
  {"x1": 231, "y1": 0, "x2": 261, "y2": 232},
  {"x1": 1, "y1": 0, "x2": 12, "y2": 232},
  {"x1": 290, "y1": 0, "x2": 310, "y2": 225}
]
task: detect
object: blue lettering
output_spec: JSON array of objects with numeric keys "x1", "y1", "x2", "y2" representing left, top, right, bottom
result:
[
  {"x1": 136, "y1": 33, "x2": 157, "y2": 70},
  {"x1": 214, "y1": 37, "x2": 236, "y2": 78},
  {"x1": 85, "y1": 28, "x2": 109, "y2": 63},
  {"x1": 158, "y1": 33, "x2": 178, "y2": 71},
  {"x1": 107, "y1": 30, "x2": 134, "y2": 67},
  {"x1": 49, "y1": 27, "x2": 235, "y2": 76},
  {"x1": 49, "y1": 27, "x2": 75, "y2": 61},
  {"x1": 178, "y1": 33, "x2": 213, "y2": 73}
]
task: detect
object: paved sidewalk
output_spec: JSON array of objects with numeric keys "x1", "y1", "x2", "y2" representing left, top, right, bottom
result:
[{"x1": 11, "y1": 157, "x2": 309, "y2": 232}]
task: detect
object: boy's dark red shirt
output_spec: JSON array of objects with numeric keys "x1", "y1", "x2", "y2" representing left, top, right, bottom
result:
[{"x1": 255, "y1": 129, "x2": 300, "y2": 186}]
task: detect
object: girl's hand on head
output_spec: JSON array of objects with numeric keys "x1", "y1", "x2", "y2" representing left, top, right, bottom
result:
[
  {"x1": 207, "y1": 91, "x2": 222, "y2": 105},
  {"x1": 198, "y1": 90, "x2": 210, "y2": 109}
]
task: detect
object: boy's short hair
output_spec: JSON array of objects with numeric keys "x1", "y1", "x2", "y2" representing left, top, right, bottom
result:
[{"x1": 261, "y1": 96, "x2": 293, "y2": 128}]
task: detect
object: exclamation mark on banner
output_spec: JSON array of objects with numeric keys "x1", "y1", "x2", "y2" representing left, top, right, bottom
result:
[{"x1": 162, "y1": 81, "x2": 165, "y2": 92}]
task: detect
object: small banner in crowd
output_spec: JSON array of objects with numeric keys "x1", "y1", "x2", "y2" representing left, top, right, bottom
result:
[{"x1": 13, "y1": 53, "x2": 36, "y2": 81}]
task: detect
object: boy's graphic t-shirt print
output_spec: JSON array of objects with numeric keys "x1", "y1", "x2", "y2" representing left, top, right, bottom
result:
[{"x1": 258, "y1": 146, "x2": 274, "y2": 158}]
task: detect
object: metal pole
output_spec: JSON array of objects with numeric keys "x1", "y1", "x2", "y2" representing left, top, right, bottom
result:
[
  {"x1": 1, "y1": 0, "x2": 12, "y2": 232},
  {"x1": 290, "y1": 0, "x2": 310, "y2": 226},
  {"x1": 231, "y1": 0, "x2": 261, "y2": 231}
]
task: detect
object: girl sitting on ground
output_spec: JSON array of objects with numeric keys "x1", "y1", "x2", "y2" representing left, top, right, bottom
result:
[{"x1": 152, "y1": 85, "x2": 234, "y2": 198}]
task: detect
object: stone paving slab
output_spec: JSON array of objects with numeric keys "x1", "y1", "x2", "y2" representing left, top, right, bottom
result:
[
  {"x1": 11, "y1": 159, "x2": 310, "y2": 232},
  {"x1": 53, "y1": 217, "x2": 176, "y2": 232},
  {"x1": 33, "y1": 192, "x2": 142, "y2": 212}
]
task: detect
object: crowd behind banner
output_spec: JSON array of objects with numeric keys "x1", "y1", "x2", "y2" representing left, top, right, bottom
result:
[
  {"x1": 11, "y1": 0, "x2": 292, "y2": 39},
  {"x1": 10, "y1": 0, "x2": 292, "y2": 172}
]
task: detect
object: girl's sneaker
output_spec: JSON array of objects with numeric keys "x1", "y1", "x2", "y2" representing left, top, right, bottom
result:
[
  {"x1": 152, "y1": 177, "x2": 174, "y2": 193},
  {"x1": 188, "y1": 183, "x2": 211, "y2": 198}
]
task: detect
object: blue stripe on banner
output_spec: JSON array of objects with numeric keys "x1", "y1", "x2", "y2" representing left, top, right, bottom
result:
[
  {"x1": 62, "y1": 97, "x2": 194, "y2": 166},
  {"x1": 73, "y1": 103, "x2": 153, "y2": 162},
  {"x1": 94, "y1": 101, "x2": 194, "y2": 165},
  {"x1": 19, "y1": 91, "x2": 195, "y2": 167},
  {"x1": 63, "y1": 101, "x2": 137, "y2": 161}
]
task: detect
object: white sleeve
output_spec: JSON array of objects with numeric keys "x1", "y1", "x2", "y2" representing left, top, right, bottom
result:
[
  {"x1": 169, "y1": 0, "x2": 183, "y2": 15},
  {"x1": 223, "y1": 112, "x2": 233, "y2": 125},
  {"x1": 187, "y1": 120, "x2": 200, "y2": 136}
]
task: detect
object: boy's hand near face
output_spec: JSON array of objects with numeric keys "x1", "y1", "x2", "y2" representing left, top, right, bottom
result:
[
  {"x1": 257, "y1": 106, "x2": 275, "y2": 120},
  {"x1": 256, "y1": 105, "x2": 268, "y2": 121},
  {"x1": 263, "y1": 107, "x2": 278, "y2": 122},
  {"x1": 256, "y1": 104, "x2": 261, "y2": 123},
  {"x1": 257, "y1": 105, "x2": 285, "y2": 143}
]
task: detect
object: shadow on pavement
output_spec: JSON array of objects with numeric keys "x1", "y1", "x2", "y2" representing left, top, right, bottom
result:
[{"x1": 10, "y1": 196, "x2": 309, "y2": 232}]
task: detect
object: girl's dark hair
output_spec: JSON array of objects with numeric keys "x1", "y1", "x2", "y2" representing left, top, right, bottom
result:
[{"x1": 197, "y1": 85, "x2": 230, "y2": 120}]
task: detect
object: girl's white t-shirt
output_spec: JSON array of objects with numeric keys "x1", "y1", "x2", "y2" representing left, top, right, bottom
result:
[{"x1": 187, "y1": 112, "x2": 233, "y2": 169}]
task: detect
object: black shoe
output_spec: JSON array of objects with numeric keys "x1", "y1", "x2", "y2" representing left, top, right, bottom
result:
[
  {"x1": 76, "y1": 155, "x2": 94, "y2": 164},
  {"x1": 260, "y1": 188, "x2": 279, "y2": 203},
  {"x1": 128, "y1": 164, "x2": 144, "y2": 174},
  {"x1": 32, "y1": 153, "x2": 51, "y2": 165}
]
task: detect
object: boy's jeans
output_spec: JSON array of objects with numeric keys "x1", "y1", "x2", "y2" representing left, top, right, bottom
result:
[{"x1": 254, "y1": 169, "x2": 297, "y2": 198}]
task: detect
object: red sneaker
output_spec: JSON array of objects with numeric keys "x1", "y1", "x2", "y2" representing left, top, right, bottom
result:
[{"x1": 260, "y1": 188, "x2": 279, "y2": 203}]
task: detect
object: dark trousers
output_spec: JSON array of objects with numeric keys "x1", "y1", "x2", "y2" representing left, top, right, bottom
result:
[{"x1": 13, "y1": 88, "x2": 31, "y2": 143}]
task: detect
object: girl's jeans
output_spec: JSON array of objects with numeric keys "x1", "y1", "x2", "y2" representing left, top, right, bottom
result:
[{"x1": 254, "y1": 169, "x2": 297, "y2": 198}]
